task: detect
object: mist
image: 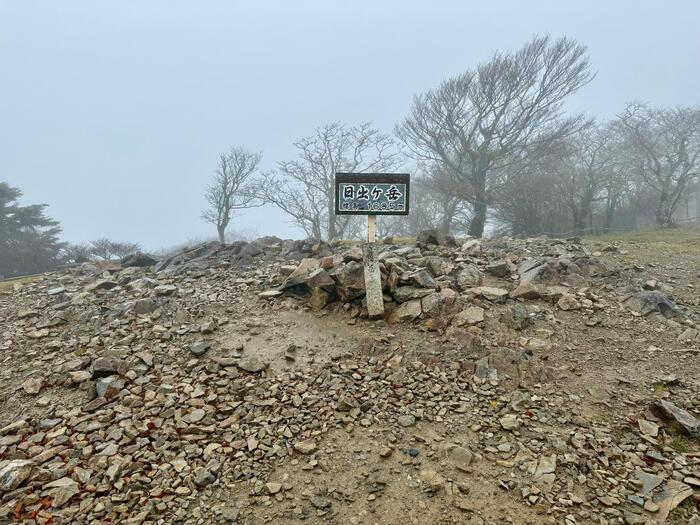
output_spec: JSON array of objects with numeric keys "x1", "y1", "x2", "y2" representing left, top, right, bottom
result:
[{"x1": 2, "y1": 0, "x2": 699, "y2": 252}]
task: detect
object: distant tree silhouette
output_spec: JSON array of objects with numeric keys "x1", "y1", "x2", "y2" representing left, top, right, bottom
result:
[
  {"x1": 202, "y1": 147, "x2": 263, "y2": 243},
  {"x1": 0, "y1": 182, "x2": 64, "y2": 278}
]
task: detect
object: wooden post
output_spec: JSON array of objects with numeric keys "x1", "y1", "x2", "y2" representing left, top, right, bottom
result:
[
  {"x1": 363, "y1": 214, "x2": 384, "y2": 319},
  {"x1": 367, "y1": 214, "x2": 377, "y2": 243}
]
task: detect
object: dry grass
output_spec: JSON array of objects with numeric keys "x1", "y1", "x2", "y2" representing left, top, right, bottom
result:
[
  {"x1": 384, "y1": 236, "x2": 417, "y2": 245},
  {"x1": 585, "y1": 227, "x2": 700, "y2": 255},
  {"x1": 669, "y1": 434, "x2": 696, "y2": 454},
  {"x1": 0, "y1": 275, "x2": 40, "y2": 292},
  {"x1": 337, "y1": 236, "x2": 417, "y2": 246}
]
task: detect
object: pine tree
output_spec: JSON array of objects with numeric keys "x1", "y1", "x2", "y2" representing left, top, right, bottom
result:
[{"x1": 0, "y1": 182, "x2": 64, "y2": 278}]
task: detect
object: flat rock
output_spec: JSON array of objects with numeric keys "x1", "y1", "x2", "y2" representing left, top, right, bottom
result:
[
  {"x1": 397, "y1": 415, "x2": 416, "y2": 427},
  {"x1": 636, "y1": 470, "x2": 664, "y2": 496},
  {"x1": 21, "y1": 377, "x2": 42, "y2": 395},
  {"x1": 266, "y1": 482, "x2": 283, "y2": 495},
  {"x1": 92, "y1": 357, "x2": 121, "y2": 378},
  {"x1": 281, "y1": 258, "x2": 320, "y2": 289},
  {"x1": 46, "y1": 478, "x2": 79, "y2": 507},
  {"x1": 446, "y1": 445, "x2": 473, "y2": 472},
  {"x1": 557, "y1": 294, "x2": 581, "y2": 310},
  {"x1": 499, "y1": 414, "x2": 520, "y2": 431},
  {"x1": 293, "y1": 439, "x2": 317, "y2": 455},
  {"x1": 386, "y1": 299, "x2": 421, "y2": 324},
  {"x1": 510, "y1": 281, "x2": 541, "y2": 300},
  {"x1": 485, "y1": 260, "x2": 510, "y2": 277},
  {"x1": 121, "y1": 252, "x2": 158, "y2": 267},
  {"x1": 452, "y1": 306, "x2": 484, "y2": 327},
  {"x1": 638, "y1": 419, "x2": 659, "y2": 437},
  {"x1": 652, "y1": 400, "x2": 699, "y2": 436},
  {"x1": 189, "y1": 341, "x2": 210, "y2": 357},
  {"x1": 0, "y1": 459, "x2": 33, "y2": 491},
  {"x1": 392, "y1": 286, "x2": 434, "y2": 303},
  {"x1": 624, "y1": 291, "x2": 681, "y2": 318},
  {"x1": 194, "y1": 467, "x2": 216, "y2": 486},
  {"x1": 420, "y1": 468, "x2": 445, "y2": 491},
  {"x1": 309, "y1": 495, "x2": 332, "y2": 509},
  {"x1": 471, "y1": 286, "x2": 509, "y2": 303},
  {"x1": 188, "y1": 408, "x2": 206, "y2": 423},
  {"x1": 456, "y1": 264, "x2": 482, "y2": 289},
  {"x1": 410, "y1": 269, "x2": 437, "y2": 289},
  {"x1": 154, "y1": 284, "x2": 178, "y2": 296},
  {"x1": 0, "y1": 419, "x2": 28, "y2": 436},
  {"x1": 653, "y1": 479, "x2": 693, "y2": 522},
  {"x1": 237, "y1": 356, "x2": 268, "y2": 373}
]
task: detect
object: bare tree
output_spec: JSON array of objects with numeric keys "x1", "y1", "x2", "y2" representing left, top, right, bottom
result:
[
  {"x1": 88, "y1": 238, "x2": 114, "y2": 260},
  {"x1": 493, "y1": 151, "x2": 565, "y2": 236},
  {"x1": 261, "y1": 122, "x2": 403, "y2": 240},
  {"x1": 422, "y1": 164, "x2": 472, "y2": 233},
  {"x1": 599, "y1": 162, "x2": 631, "y2": 233},
  {"x1": 60, "y1": 243, "x2": 93, "y2": 264},
  {"x1": 203, "y1": 147, "x2": 263, "y2": 243},
  {"x1": 554, "y1": 123, "x2": 616, "y2": 235},
  {"x1": 599, "y1": 126, "x2": 637, "y2": 232},
  {"x1": 619, "y1": 103, "x2": 700, "y2": 227},
  {"x1": 88, "y1": 239, "x2": 141, "y2": 260},
  {"x1": 109, "y1": 241, "x2": 141, "y2": 258},
  {"x1": 396, "y1": 35, "x2": 593, "y2": 237},
  {"x1": 376, "y1": 175, "x2": 444, "y2": 238}
]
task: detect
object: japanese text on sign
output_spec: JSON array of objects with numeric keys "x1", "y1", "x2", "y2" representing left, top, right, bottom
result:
[{"x1": 334, "y1": 173, "x2": 410, "y2": 215}]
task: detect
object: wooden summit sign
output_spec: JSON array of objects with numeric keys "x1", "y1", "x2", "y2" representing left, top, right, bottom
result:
[
  {"x1": 334, "y1": 173, "x2": 411, "y2": 320},
  {"x1": 335, "y1": 173, "x2": 410, "y2": 215}
]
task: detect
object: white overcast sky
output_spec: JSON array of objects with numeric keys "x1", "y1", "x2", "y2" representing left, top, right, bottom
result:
[{"x1": 1, "y1": 0, "x2": 699, "y2": 249}]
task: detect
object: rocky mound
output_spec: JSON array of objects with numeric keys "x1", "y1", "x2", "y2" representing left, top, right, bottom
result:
[
  {"x1": 0, "y1": 231, "x2": 698, "y2": 524},
  {"x1": 267, "y1": 231, "x2": 686, "y2": 329}
]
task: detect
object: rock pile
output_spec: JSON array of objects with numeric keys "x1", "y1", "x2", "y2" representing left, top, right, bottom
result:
[
  {"x1": 0, "y1": 232, "x2": 697, "y2": 524},
  {"x1": 270, "y1": 230, "x2": 684, "y2": 330},
  {"x1": 155, "y1": 238, "x2": 332, "y2": 275}
]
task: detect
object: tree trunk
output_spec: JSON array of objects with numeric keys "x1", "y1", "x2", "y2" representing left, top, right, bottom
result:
[
  {"x1": 440, "y1": 200, "x2": 455, "y2": 232},
  {"x1": 217, "y1": 225, "x2": 226, "y2": 244},
  {"x1": 570, "y1": 204, "x2": 580, "y2": 236},
  {"x1": 656, "y1": 191, "x2": 673, "y2": 227},
  {"x1": 312, "y1": 220, "x2": 322, "y2": 241},
  {"x1": 440, "y1": 214, "x2": 451, "y2": 232},
  {"x1": 327, "y1": 213, "x2": 337, "y2": 241},
  {"x1": 604, "y1": 204, "x2": 615, "y2": 233},
  {"x1": 468, "y1": 181, "x2": 488, "y2": 237},
  {"x1": 576, "y1": 192, "x2": 594, "y2": 236},
  {"x1": 468, "y1": 200, "x2": 486, "y2": 237}
]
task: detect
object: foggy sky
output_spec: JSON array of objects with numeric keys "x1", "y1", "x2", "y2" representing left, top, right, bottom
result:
[{"x1": 2, "y1": 0, "x2": 699, "y2": 250}]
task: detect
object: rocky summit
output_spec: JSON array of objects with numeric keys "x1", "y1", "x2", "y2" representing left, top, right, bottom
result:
[{"x1": 0, "y1": 232, "x2": 699, "y2": 525}]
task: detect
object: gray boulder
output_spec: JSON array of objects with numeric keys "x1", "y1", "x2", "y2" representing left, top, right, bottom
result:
[
  {"x1": 423, "y1": 256, "x2": 455, "y2": 277},
  {"x1": 392, "y1": 286, "x2": 434, "y2": 304},
  {"x1": 387, "y1": 299, "x2": 422, "y2": 323},
  {"x1": 416, "y1": 229, "x2": 457, "y2": 248},
  {"x1": 332, "y1": 261, "x2": 366, "y2": 302},
  {"x1": 280, "y1": 258, "x2": 320, "y2": 290},
  {"x1": 121, "y1": 252, "x2": 158, "y2": 268},
  {"x1": 455, "y1": 264, "x2": 482, "y2": 289},
  {"x1": 0, "y1": 460, "x2": 33, "y2": 491},
  {"x1": 623, "y1": 291, "x2": 682, "y2": 318}
]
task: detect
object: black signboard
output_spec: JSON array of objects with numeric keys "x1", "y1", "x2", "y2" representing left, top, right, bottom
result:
[{"x1": 334, "y1": 173, "x2": 410, "y2": 215}]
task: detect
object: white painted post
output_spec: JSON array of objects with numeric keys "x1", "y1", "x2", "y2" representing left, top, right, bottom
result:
[{"x1": 363, "y1": 214, "x2": 384, "y2": 319}]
